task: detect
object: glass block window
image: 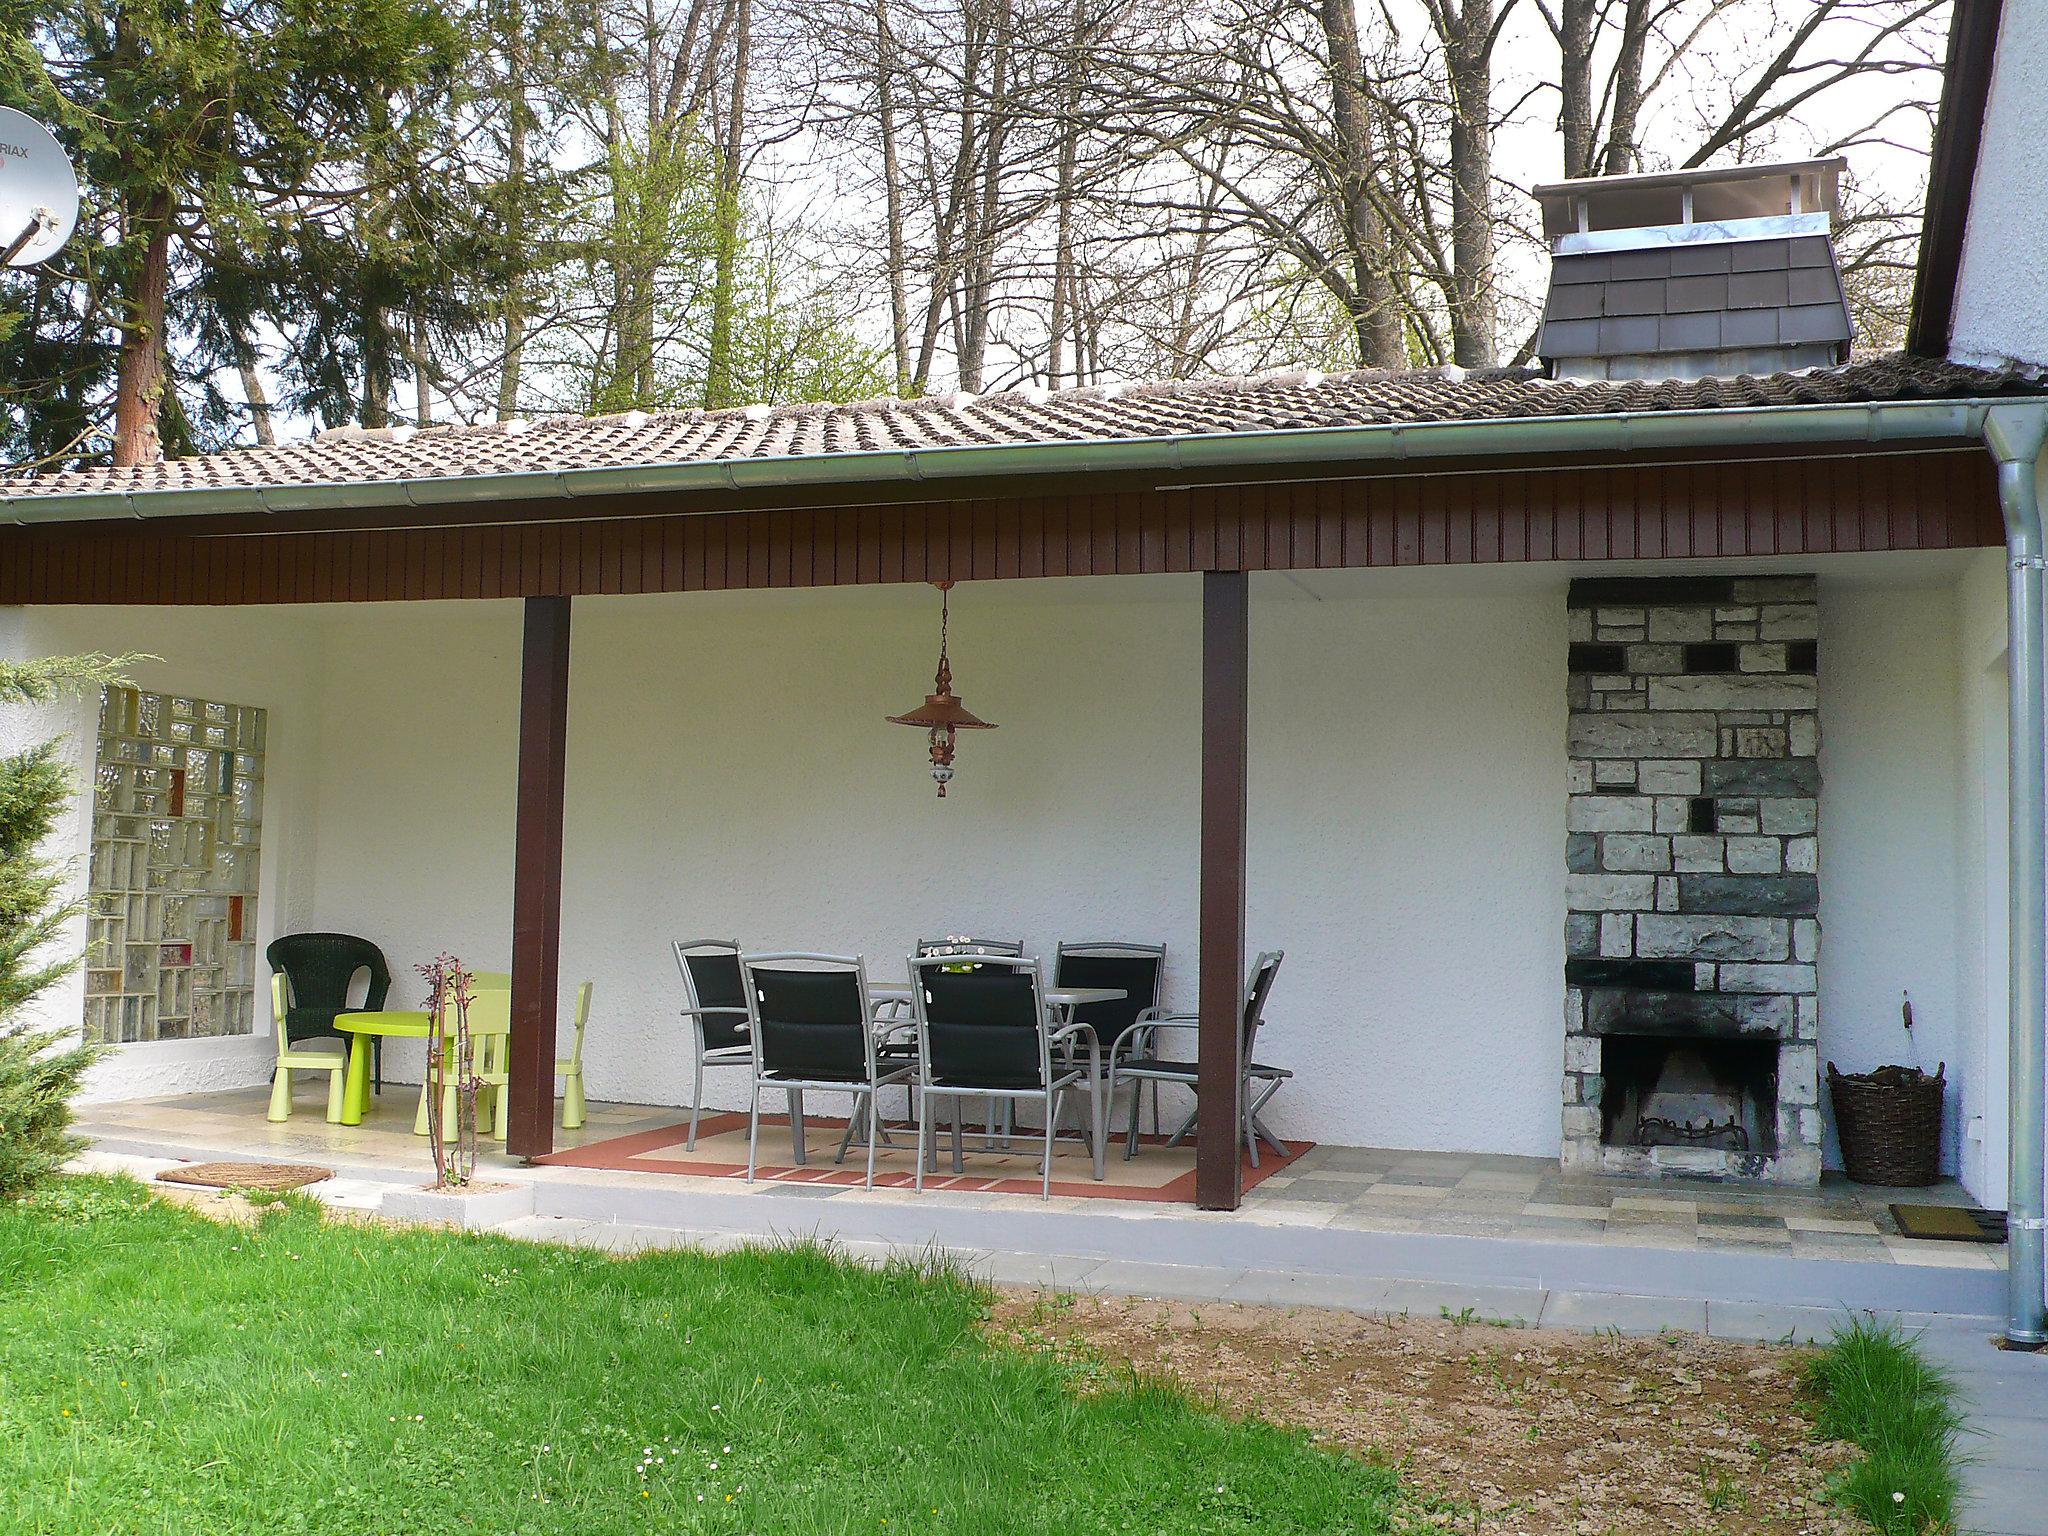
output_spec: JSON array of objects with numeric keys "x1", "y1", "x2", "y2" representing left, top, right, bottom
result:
[{"x1": 84, "y1": 687, "x2": 266, "y2": 1044}]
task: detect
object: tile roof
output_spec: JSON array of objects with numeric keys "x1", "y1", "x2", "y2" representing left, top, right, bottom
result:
[{"x1": 7, "y1": 353, "x2": 2040, "y2": 502}]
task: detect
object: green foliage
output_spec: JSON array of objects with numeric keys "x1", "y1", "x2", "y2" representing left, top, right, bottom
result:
[
  {"x1": 0, "y1": 654, "x2": 142, "y2": 707},
  {"x1": 0, "y1": 654, "x2": 130, "y2": 1199},
  {"x1": 715, "y1": 241, "x2": 893, "y2": 408},
  {"x1": 0, "y1": 1179, "x2": 1411, "y2": 1532},
  {"x1": 0, "y1": 0, "x2": 468, "y2": 460},
  {"x1": 1805, "y1": 1318, "x2": 1966, "y2": 1534}
]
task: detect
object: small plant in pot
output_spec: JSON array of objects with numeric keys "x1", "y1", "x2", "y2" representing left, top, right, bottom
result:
[{"x1": 1827, "y1": 993, "x2": 1945, "y2": 1186}]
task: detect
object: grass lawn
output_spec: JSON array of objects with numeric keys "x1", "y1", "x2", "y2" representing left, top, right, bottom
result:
[
  {"x1": 1805, "y1": 1318, "x2": 1967, "y2": 1536},
  {"x1": 0, "y1": 1178, "x2": 1410, "y2": 1535}
]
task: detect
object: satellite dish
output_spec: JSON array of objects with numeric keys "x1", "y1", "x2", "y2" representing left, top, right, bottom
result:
[{"x1": 0, "y1": 107, "x2": 80, "y2": 269}]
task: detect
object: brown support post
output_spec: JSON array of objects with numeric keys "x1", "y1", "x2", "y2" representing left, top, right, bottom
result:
[
  {"x1": 1197, "y1": 569, "x2": 1249, "y2": 1210},
  {"x1": 508, "y1": 595, "x2": 571, "y2": 1160}
]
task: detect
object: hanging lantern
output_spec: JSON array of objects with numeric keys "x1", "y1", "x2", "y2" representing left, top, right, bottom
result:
[{"x1": 887, "y1": 580, "x2": 995, "y2": 796}]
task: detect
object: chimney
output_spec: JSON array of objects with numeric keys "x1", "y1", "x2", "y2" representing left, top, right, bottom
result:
[{"x1": 1533, "y1": 159, "x2": 1854, "y2": 381}]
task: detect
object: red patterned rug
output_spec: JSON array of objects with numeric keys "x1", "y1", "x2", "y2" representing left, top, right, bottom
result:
[{"x1": 536, "y1": 1110, "x2": 1308, "y2": 1202}]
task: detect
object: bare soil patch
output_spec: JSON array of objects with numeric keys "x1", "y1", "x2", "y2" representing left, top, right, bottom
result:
[{"x1": 987, "y1": 1291, "x2": 1860, "y2": 1536}]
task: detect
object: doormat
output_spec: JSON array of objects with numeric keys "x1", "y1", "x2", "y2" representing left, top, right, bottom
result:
[
  {"x1": 1888, "y1": 1203, "x2": 2006, "y2": 1244},
  {"x1": 158, "y1": 1161, "x2": 333, "y2": 1193}
]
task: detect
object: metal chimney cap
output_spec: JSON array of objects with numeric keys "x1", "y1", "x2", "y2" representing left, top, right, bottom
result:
[{"x1": 1534, "y1": 158, "x2": 1847, "y2": 255}]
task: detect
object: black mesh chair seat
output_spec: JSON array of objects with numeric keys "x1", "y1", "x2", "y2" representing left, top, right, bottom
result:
[
  {"x1": 1054, "y1": 950, "x2": 1164, "y2": 1046},
  {"x1": 919, "y1": 969, "x2": 1048, "y2": 1087},
  {"x1": 739, "y1": 954, "x2": 909, "y2": 1189},
  {"x1": 1109, "y1": 950, "x2": 1290, "y2": 1167},
  {"x1": 754, "y1": 966, "x2": 872, "y2": 1081},
  {"x1": 908, "y1": 955, "x2": 1105, "y2": 1197},
  {"x1": 758, "y1": 1060, "x2": 870, "y2": 1084},
  {"x1": 926, "y1": 1066, "x2": 1045, "y2": 1091},
  {"x1": 675, "y1": 940, "x2": 757, "y2": 1151},
  {"x1": 679, "y1": 947, "x2": 750, "y2": 1051},
  {"x1": 1115, "y1": 1056, "x2": 1291, "y2": 1081}
]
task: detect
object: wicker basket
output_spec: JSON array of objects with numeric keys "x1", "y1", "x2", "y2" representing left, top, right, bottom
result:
[{"x1": 1827, "y1": 1061, "x2": 1944, "y2": 1186}]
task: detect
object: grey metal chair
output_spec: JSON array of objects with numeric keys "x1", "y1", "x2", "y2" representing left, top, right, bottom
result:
[
  {"x1": 907, "y1": 952, "x2": 1103, "y2": 1199},
  {"x1": 909, "y1": 937, "x2": 1026, "y2": 1140},
  {"x1": 739, "y1": 952, "x2": 912, "y2": 1190},
  {"x1": 673, "y1": 938, "x2": 754, "y2": 1150},
  {"x1": 1053, "y1": 940, "x2": 1166, "y2": 1134},
  {"x1": 1108, "y1": 949, "x2": 1291, "y2": 1166}
]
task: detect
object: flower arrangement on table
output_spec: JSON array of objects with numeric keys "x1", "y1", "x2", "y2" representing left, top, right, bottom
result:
[{"x1": 926, "y1": 936, "x2": 988, "y2": 973}]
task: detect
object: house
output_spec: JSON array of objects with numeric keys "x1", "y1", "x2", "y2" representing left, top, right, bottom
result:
[{"x1": 2, "y1": 5, "x2": 2041, "y2": 1346}]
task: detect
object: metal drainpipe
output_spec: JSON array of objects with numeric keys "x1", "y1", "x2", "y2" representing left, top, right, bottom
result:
[{"x1": 1986, "y1": 402, "x2": 2048, "y2": 1349}]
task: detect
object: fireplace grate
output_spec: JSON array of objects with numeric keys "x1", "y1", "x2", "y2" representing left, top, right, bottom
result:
[{"x1": 1633, "y1": 1115, "x2": 1750, "y2": 1152}]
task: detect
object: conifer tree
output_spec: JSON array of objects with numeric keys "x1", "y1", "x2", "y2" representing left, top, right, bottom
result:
[{"x1": 0, "y1": 654, "x2": 127, "y2": 1199}]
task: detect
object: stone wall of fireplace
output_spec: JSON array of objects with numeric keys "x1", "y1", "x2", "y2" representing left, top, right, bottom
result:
[{"x1": 1564, "y1": 575, "x2": 1823, "y2": 1183}]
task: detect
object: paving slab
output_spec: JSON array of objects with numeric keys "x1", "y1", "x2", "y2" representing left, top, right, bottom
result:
[
  {"x1": 1966, "y1": 1415, "x2": 2048, "y2": 1473},
  {"x1": 1375, "y1": 1278, "x2": 1546, "y2": 1327},
  {"x1": 1539, "y1": 1289, "x2": 1709, "y2": 1336},
  {"x1": 969, "y1": 1251, "x2": 1108, "y2": 1289},
  {"x1": 1218, "y1": 1268, "x2": 1397, "y2": 1312},
  {"x1": 1959, "y1": 1473, "x2": 2046, "y2": 1536},
  {"x1": 1703, "y1": 1300, "x2": 1845, "y2": 1344},
  {"x1": 1082, "y1": 1258, "x2": 1252, "y2": 1301}
]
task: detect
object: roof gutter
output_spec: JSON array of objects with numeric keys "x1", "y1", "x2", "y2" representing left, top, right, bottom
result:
[{"x1": 0, "y1": 395, "x2": 2011, "y2": 529}]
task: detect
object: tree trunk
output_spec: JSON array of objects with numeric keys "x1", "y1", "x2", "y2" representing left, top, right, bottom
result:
[
  {"x1": 230, "y1": 326, "x2": 277, "y2": 447},
  {"x1": 704, "y1": 0, "x2": 753, "y2": 408},
  {"x1": 411, "y1": 311, "x2": 433, "y2": 427},
  {"x1": 1046, "y1": 0, "x2": 1086, "y2": 387},
  {"x1": 872, "y1": 0, "x2": 912, "y2": 393},
  {"x1": 1316, "y1": 0, "x2": 1403, "y2": 368},
  {"x1": 112, "y1": 189, "x2": 173, "y2": 467},
  {"x1": 913, "y1": 10, "x2": 984, "y2": 391},
  {"x1": 1601, "y1": 0, "x2": 1649, "y2": 174},
  {"x1": 1443, "y1": 0, "x2": 1496, "y2": 367},
  {"x1": 497, "y1": 7, "x2": 530, "y2": 421},
  {"x1": 1555, "y1": 0, "x2": 1595, "y2": 177},
  {"x1": 957, "y1": 0, "x2": 1011, "y2": 393}
]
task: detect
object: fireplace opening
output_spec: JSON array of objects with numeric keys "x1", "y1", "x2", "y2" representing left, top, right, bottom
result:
[{"x1": 1599, "y1": 1035, "x2": 1778, "y2": 1156}]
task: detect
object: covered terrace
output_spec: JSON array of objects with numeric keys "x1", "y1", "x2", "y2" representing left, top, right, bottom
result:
[{"x1": 3, "y1": 356, "x2": 2046, "y2": 1344}]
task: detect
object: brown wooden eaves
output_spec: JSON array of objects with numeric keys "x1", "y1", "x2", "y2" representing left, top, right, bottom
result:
[{"x1": 0, "y1": 449, "x2": 2001, "y2": 606}]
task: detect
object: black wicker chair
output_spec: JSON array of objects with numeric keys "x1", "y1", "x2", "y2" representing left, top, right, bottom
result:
[{"x1": 265, "y1": 932, "x2": 392, "y2": 1091}]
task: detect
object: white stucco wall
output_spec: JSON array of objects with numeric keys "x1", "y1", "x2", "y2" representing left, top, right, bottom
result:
[
  {"x1": 1816, "y1": 576, "x2": 1967, "y2": 1175},
  {"x1": 1951, "y1": 549, "x2": 2011, "y2": 1203},
  {"x1": 2, "y1": 549, "x2": 2010, "y2": 1184},
  {"x1": 0, "y1": 605, "x2": 326, "y2": 1102},
  {"x1": 1949, "y1": 3, "x2": 2048, "y2": 370},
  {"x1": 295, "y1": 574, "x2": 1568, "y2": 1156}
]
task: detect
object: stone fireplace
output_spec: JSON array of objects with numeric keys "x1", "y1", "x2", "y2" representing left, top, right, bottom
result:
[{"x1": 1563, "y1": 576, "x2": 1822, "y2": 1183}]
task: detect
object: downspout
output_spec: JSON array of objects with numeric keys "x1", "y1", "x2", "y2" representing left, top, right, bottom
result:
[{"x1": 1986, "y1": 402, "x2": 2048, "y2": 1349}]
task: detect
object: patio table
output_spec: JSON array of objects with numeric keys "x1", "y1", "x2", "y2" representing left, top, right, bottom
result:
[
  {"x1": 334, "y1": 1011, "x2": 432, "y2": 1125},
  {"x1": 867, "y1": 984, "x2": 1126, "y2": 1009}
]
